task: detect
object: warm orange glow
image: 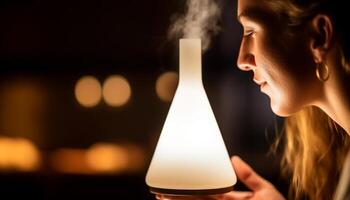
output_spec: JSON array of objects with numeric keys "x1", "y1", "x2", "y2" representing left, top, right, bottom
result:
[
  {"x1": 75, "y1": 76, "x2": 102, "y2": 107},
  {"x1": 0, "y1": 80, "x2": 46, "y2": 144},
  {"x1": 86, "y1": 143, "x2": 129, "y2": 173},
  {"x1": 12, "y1": 138, "x2": 41, "y2": 171},
  {"x1": 0, "y1": 137, "x2": 41, "y2": 171},
  {"x1": 50, "y1": 148, "x2": 91, "y2": 174},
  {"x1": 124, "y1": 144, "x2": 146, "y2": 172},
  {"x1": 0, "y1": 137, "x2": 13, "y2": 169},
  {"x1": 50, "y1": 143, "x2": 145, "y2": 174},
  {"x1": 102, "y1": 75, "x2": 131, "y2": 107},
  {"x1": 156, "y1": 72, "x2": 178, "y2": 102}
]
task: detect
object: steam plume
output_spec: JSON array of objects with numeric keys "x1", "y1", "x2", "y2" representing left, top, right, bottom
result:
[{"x1": 168, "y1": 0, "x2": 221, "y2": 51}]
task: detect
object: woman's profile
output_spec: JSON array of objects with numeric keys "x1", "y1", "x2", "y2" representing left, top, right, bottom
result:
[{"x1": 157, "y1": 0, "x2": 350, "y2": 199}]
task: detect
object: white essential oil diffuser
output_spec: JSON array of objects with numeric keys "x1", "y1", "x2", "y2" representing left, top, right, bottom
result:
[{"x1": 146, "y1": 38, "x2": 236, "y2": 195}]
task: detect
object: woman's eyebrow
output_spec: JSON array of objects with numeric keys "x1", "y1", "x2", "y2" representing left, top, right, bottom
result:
[{"x1": 237, "y1": 12, "x2": 252, "y2": 23}]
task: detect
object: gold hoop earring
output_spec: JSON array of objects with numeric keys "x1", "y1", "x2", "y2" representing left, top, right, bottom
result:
[{"x1": 316, "y1": 62, "x2": 330, "y2": 81}]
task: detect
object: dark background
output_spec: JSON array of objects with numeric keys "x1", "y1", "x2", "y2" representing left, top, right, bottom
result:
[{"x1": 0, "y1": 0, "x2": 288, "y2": 199}]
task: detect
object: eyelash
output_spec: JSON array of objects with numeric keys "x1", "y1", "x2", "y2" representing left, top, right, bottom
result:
[{"x1": 243, "y1": 30, "x2": 255, "y2": 37}]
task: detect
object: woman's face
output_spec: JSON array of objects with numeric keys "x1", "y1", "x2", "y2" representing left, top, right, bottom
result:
[{"x1": 236, "y1": 0, "x2": 321, "y2": 116}]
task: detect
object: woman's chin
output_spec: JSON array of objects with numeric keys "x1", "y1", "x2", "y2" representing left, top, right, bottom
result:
[{"x1": 270, "y1": 101, "x2": 293, "y2": 117}]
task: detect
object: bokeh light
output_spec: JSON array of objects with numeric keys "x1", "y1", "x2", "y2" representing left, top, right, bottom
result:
[
  {"x1": 75, "y1": 76, "x2": 102, "y2": 107},
  {"x1": 50, "y1": 148, "x2": 91, "y2": 174},
  {"x1": 156, "y1": 71, "x2": 178, "y2": 102},
  {"x1": 86, "y1": 143, "x2": 129, "y2": 173},
  {"x1": 12, "y1": 138, "x2": 41, "y2": 171},
  {"x1": 50, "y1": 143, "x2": 145, "y2": 174},
  {"x1": 102, "y1": 75, "x2": 131, "y2": 107},
  {"x1": 0, "y1": 137, "x2": 12, "y2": 169},
  {"x1": 0, "y1": 136, "x2": 41, "y2": 171}
]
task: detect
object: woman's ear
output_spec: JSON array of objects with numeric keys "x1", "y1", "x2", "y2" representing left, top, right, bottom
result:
[{"x1": 309, "y1": 14, "x2": 334, "y2": 63}]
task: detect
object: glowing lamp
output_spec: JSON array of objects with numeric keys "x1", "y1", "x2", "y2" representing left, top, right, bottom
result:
[{"x1": 146, "y1": 39, "x2": 236, "y2": 195}]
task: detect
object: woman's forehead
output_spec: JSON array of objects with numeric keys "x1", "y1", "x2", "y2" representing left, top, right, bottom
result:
[{"x1": 238, "y1": 7, "x2": 278, "y2": 27}]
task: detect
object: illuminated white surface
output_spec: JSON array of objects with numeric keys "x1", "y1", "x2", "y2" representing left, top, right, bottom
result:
[{"x1": 146, "y1": 39, "x2": 236, "y2": 191}]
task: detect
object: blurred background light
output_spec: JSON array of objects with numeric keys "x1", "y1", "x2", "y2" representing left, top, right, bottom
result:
[
  {"x1": 86, "y1": 143, "x2": 129, "y2": 173},
  {"x1": 50, "y1": 143, "x2": 145, "y2": 174},
  {"x1": 155, "y1": 71, "x2": 178, "y2": 102},
  {"x1": 102, "y1": 75, "x2": 131, "y2": 107},
  {"x1": 75, "y1": 76, "x2": 102, "y2": 107},
  {"x1": 124, "y1": 144, "x2": 146, "y2": 172},
  {"x1": 0, "y1": 136, "x2": 41, "y2": 171},
  {"x1": 50, "y1": 148, "x2": 91, "y2": 174},
  {"x1": 0, "y1": 137, "x2": 13, "y2": 169},
  {"x1": 0, "y1": 79, "x2": 46, "y2": 144},
  {"x1": 11, "y1": 138, "x2": 41, "y2": 171}
]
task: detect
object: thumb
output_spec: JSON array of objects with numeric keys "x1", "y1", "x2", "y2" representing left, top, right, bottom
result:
[{"x1": 231, "y1": 156, "x2": 271, "y2": 191}]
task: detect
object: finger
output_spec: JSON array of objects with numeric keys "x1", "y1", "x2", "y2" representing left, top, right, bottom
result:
[
  {"x1": 231, "y1": 156, "x2": 271, "y2": 191},
  {"x1": 224, "y1": 191, "x2": 253, "y2": 199}
]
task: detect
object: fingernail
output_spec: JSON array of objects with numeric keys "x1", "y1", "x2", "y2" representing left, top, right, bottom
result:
[{"x1": 231, "y1": 155, "x2": 240, "y2": 161}]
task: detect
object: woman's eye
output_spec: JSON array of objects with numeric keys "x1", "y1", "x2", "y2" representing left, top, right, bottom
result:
[{"x1": 243, "y1": 30, "x2": 255, "y2": 37}]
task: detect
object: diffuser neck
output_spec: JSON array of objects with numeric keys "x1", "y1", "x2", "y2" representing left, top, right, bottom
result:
[{"x1": 179, "y1": 39, "x2": 202, "y2": 84}]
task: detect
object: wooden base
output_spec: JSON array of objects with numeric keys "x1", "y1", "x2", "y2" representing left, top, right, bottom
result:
[{"x1": 149, "y1": 186, "x2": 233, "y2": 195}]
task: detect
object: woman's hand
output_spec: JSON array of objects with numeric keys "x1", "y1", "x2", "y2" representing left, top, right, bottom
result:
[
  {"x1": 225, "y1": 156, "x2": 286, "y2": 200},
  {"x1": 156, "y1": 156, "x2": 286, "y2": 200}
]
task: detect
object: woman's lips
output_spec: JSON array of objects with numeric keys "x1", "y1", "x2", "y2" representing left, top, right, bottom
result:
[
  {"x1": 253, "y1": 78, "x2": 266, "y2": 86},
  {"x1": 253, "y1": 79, "x2": 267, "y2": 91}
]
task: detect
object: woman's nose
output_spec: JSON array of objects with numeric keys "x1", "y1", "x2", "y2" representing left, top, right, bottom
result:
[
  {"x1": 236, "y1": 41, "x2": 256, "y2": 71},
  {"x1": 237, "y1": 53, "x2": 256, "y2": 71}
]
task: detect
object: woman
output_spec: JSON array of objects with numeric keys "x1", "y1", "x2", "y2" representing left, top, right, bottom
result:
[{"x1": 157, "y1": 0, "x2": 350, "y2": 199}]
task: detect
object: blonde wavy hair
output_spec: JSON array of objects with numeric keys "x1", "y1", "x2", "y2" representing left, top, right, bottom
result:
[
  {"x1": 263, "y1": 0, "x2": 350, "y2": 199},
  {"x1": 284, "y1": 108, "x2": 349, "y2": 200}
]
